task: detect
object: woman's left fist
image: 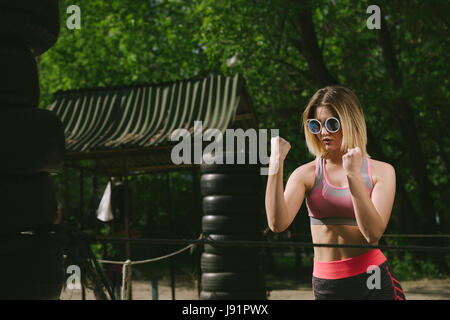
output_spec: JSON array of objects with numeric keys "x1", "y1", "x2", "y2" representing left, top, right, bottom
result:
[{"x1": 343, "y1": 147, "x2": 362, "y2": 175}]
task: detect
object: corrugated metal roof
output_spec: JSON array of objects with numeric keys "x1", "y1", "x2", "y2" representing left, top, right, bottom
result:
[{"x1": 49, "y1": 74, "x2": 258, "y2": 174}]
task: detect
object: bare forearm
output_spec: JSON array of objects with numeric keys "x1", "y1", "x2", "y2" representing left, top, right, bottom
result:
[
  {"x1": 265, "y1": 159, "x2": 289, "y2": 232},
  {"x1": 346, "y1": 172, "x2": 385, "y2": 243}
]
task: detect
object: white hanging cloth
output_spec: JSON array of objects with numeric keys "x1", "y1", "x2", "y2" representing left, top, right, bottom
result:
[{"x1": 97, "y1": 181, "x2": 114, "y2": 222}]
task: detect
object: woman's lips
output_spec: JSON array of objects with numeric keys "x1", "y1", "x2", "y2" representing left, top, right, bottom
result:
[{"x1": 323, "y1": 138, "x2": 332, "y2": 144}]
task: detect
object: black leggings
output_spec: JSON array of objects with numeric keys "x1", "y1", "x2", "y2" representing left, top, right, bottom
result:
[{"x1": 312, "y1": 260, "x2": 406, "y2": 300}]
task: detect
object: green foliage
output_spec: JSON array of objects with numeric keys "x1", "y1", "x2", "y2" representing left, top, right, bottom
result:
[
  {"x1": 40, "y1": 0, "x2": 210, "y2": 108},
  {"x1": 383, "y1": 236, "x2": 449, "y2": 281},
  {"x1": 41, "y1": 0, "x2": 449, "y2": 279},
  {"x1": 388, "y1": 252, "x2": 443, "y2": 281}
]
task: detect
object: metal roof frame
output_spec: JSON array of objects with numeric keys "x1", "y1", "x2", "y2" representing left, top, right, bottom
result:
[{"x1": 49, "y1": 74, "x2": 259, "y2": 175}]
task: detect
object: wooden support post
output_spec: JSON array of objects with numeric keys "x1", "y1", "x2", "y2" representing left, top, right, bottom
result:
[
  {"x1": 80, "y1": 168, "x2": 85, "y2": 230},
  {"x1": 123, "y1": 156, "x2": 132, "y2": 300},
  {"x1": 79, "y1": 167, "x2": 86, "y2": 300},
  {"x1": 63, "y1": 166, "x2": 69, "y2": 222},
  {"x1": 192, "y1": 166, "x2": 201, "y2": 298},
  {"x1": 93, "y1": 174, "x2": 99, "y2": 234},
  {"x1": 166, "y1": 172, "x2": 176, "y2": 300}
]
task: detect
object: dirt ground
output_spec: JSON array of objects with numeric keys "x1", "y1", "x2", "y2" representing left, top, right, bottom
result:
[{"x1": 60, "y1": 277, "x2": 450, "y2": 300}]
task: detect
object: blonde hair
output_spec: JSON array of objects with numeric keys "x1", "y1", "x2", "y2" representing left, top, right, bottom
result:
[{"x1": 301, "y1": 85, "x2": 370, "y2": 158}]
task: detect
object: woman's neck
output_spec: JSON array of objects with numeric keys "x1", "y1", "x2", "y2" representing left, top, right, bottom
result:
[{"x1": 324, "y1": 151, "x2": 344, "y2": 166}]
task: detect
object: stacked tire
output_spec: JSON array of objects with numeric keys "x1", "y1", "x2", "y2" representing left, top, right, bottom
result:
[
  {"x1": 200, "y1": 152, "x2": 266, "y2": 300},
  {"x1": 0, "y1": 1, "x2": 65, "y2": 299}
]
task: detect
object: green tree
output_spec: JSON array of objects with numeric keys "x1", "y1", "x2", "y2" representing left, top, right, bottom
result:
[{"x1": 40, "y1": 0, "x2": 449, "y2": 237}]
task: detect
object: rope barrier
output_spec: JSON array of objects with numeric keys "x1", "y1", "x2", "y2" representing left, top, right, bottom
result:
[
  {"x1": 90, "y1": 233, "x2": 449, "y2": 300},
  {"x1": 92, "y1": 236, "x2": 450, "y2": 252},
  {"x1": 4, "y1": 226, "x2": 448, "y2": 300},
  {"x1": 97, "y1": 243, "x2": 195, "y2": 265},
  {"x1": 4, "y1": 230, "x2": 449, "y2": 239},
  {"x1": 95, "y1": 235, "x2": 203, "y2": 299},
  {"x1": 290, "y1": 233, "x2": 450, "y2": 239},
  {"x1": 97, "y1": 243, "x2": 195, "y2": 300},
  {"x1": 97, "y1": 234, "x2": 204, "y2": 265},
  {"x1": 131, "y1": 244, "x2": 194, "y2": 265}
]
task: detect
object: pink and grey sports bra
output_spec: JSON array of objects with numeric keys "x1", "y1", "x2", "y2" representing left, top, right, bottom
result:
[{"x1": 305, "y1": 156, "x2": 374, "y2": 226}]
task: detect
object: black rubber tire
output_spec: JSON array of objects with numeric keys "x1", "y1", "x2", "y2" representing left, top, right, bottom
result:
[
  {"x1": 201, "y1": 173, "x2": 261, "y2": 196},
  {"x1": 200, "y1": 290, "x2": 267, "y2": 300},
  {"x1": 0, "y1": 237, "x2": 63, "y2": 299},
  {"x1": 201, "y1": 151, "x2": 260, "y2": 174},
  {"x1": 203, "y1": 234, "x2": 263, "y2": 255},
  {"x1": 0, "y1": 44, "x2": 39, "y2": 108},
  {"x1": 0, "y1": 108, "x2": 65, "y2": 175},
  {"x1": 0, "y1": 173, "x2": 57, "y2": 232},
  {"x1": 201, "y1": 252, "x2": 260, "y2": 273},
  {"x1": 0, "y1": 0, "x2": 60, "y2": 55},
  {"x1": 202, "y1": 215, "x2": 263, "y2": 234},
  {"x1": 201, "y1": 272, "x2": 265, "y2": 292},
  {"x1": 202, "y1": 195, "x2": 262, "y2": 215}
]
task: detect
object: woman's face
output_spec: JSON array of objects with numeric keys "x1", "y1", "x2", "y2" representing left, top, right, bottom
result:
[{"x1": 313, "y1": 106, "x2": 343, "y2": 154}]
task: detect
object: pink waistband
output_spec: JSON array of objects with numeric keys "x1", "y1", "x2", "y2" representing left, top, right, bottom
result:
[{"x1": 313, "y1": 249, "x2": 387, "y2": 280}]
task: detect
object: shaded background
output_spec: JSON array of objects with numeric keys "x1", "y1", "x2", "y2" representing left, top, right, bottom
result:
[{"x1": 39, "y1": 0, "x2": 449, "y2": 281}]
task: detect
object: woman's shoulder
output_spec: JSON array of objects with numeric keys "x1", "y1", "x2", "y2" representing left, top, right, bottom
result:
[
  {"x1": 367, "y1": 157, "x2": 395, "y2": 185},
  {"x1": 290, "y1": 158, "x2": 317, "y2": 192},
  {"x1": 292, "y1": 158, "x2": 317, "y2": 175}
]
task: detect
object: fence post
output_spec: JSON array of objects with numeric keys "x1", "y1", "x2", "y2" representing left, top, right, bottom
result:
[
  {"x1": 121, "y1": 260, "x2": 132, "y2": 300},
  {"x1": 152, "y1": 278, "x2": 159, "y2": 300}
]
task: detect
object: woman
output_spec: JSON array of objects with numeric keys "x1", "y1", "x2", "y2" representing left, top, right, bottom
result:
[{"x1": 265, "y1": 86, "x2": 406, "y2": 300}]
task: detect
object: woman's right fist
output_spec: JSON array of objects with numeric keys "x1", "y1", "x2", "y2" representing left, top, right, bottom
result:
[{"x1": 270, "y1": 136, "x2": 291, "y2": 161}]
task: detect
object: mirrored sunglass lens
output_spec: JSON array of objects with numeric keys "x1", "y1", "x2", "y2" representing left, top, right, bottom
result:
[
  {"x1": 326, "y1": 118, "x2": 339, "y2": 132},
  {"x1": 308, "y1": 120, "x2": 321, "y2": 133}
]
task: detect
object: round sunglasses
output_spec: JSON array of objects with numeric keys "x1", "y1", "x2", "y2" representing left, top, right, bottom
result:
[{"x1": 307, "y1": 117, "x2": 340, "y2": 134}]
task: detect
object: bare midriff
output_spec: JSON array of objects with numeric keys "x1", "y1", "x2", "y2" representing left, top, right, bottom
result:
[{"x1": 311, "y1": 224, "x2": 378, "y2": 262}]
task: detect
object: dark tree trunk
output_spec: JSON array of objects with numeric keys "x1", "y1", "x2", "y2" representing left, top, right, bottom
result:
[
  {"x1": 296, "y1": 0, "x2": 337, "y2": 86},
  {"x1": 378, "y1": 13, "x2": 437, "y2": 233}
]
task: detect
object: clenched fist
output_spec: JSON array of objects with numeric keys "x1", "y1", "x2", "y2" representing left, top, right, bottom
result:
[
  {"x1": 270, "y1": 136, "x2": 291, "y2": 162},
  {"x1": 342, "y1": 147, "x2": 362, "y2": 175}
]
